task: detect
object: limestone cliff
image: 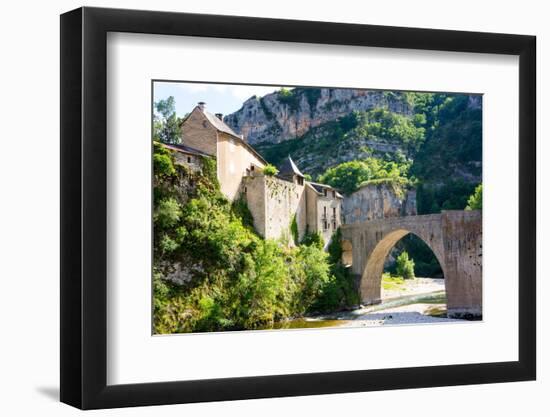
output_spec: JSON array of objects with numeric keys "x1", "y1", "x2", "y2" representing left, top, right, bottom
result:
[
  {"x1": 342, "y1": 183, "x2": 417, "y2": 225},
  {"x1": 224, "y1": 88, "x2": 413, "y2": 145}
]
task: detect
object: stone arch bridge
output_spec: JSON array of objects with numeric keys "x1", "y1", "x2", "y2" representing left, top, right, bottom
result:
[{"x1": 340, "y1": 210, "x2": 482, "y2": 318}]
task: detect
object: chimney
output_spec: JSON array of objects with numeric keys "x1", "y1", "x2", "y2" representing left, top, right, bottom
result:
[
  {"x1": 197, "y1": 101, "x2": 206, "y2": 111},
  {"x1": 215, "y1": 113, "x2": 223, "y2": 121}
]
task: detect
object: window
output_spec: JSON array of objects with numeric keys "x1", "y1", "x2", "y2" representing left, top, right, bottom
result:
[
  {"x1": 323, "y1": 220, "x2": 328, "y2": 230},
  {"x1": 244, "y1": 187, "x2": 247, "y2": 194},
  {"x1": 333, "y1": 207, "x2": 336, "y2": 216},
  {"x1": 323, "y1": 189, "x2": 327, "y2": 197},
  {"x1": 187, "y1": 156, "x2": 192, "y2": 163},
  {"x1": 297, "y1": 176, "x2": 304, "y2": 185},
  {"x1": 332, "y1": 190, "x2": 336, "y2": 198},
  {"x1": 251, "y1": 165, "x2": 255, "y2": 171}
]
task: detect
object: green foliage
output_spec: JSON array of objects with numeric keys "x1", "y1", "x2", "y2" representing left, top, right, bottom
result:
[
  {"x1": 256, "y1": 91, "x2": 480, "y2": 213},
  {"x1": 318, "y1": 157, "x2": 411, "y2": 195},
  {"x1": 311, "y1": 229, "x2": 360, "y2": 312},
  {"x1": 154, "y1": 198, "x2": 181, "y2": 229},
  {"x1": 153, "y1": 142, "x2": 176, "y2": 177},
  {"x1": 396, "y1": 251, "x2": 415, "y2": 279},
  {"x1": 417, "y1": 180, "x2": 477, "y2": 214},
  {"x1": 152, "y1": 146, "x2": 359, "y2": 334},
  {"x1": 318, "y1": 160, "x2": 372, "y2": 195},
  {"x1": 301, "y1": 231, "x2": 324, "y2": 249},
  {"x1": 397, "y1": 234, "x2": 443, "y2": 278},
  {"x1": 352, "y1": 108, "x2": 426, "y2": 150},
  {"x1": 466, "y1": 183, "x2": 482, "y2": 210},
  {"x1": 200, "y1": 155, "x2": 218, "y2": 186},
  {"x1": 290, "y1": 214, "x2": 299, "y2": 244},
  {"x1": 153, "y1": 96, "x2": 182, "y2": 144},
  {"x1": 410, "y1": 94, "x2": 482, "y2": 187},
  {"x1": 263, "y1": 164, "x2": 279, "y2": 176},
  {"x1": 381, "y1": 273, "x2": 405, "y2": 290},
  {"x1": 232, "y1": 197, "x2": 255, "y2": 230},
  {"x1": 327, "y1": 228, "x2": 343, "y2": 264}
]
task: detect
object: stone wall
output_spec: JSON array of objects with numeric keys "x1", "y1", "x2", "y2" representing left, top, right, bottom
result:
[
  {"x1": 217, "y1": 132, "x2": 266, "y2": 201},
  {"x1": 243, "y1": 174, "x2": 307, "y2": 243},
  {"x1": 180, "y1": 108, "x2": 217, "y2": 156},
  {"x1": 342, "y1": 183, "x2": 416, "y2": 224},
  {"x1": 264, "y1": 176, "x2": 305, "y2": 243},
  {"x1": 172, "y1": 151, "x2": 204, "y2": 173},
  {"x1": 242, "y1": 174, "x2": 267, "y2": 238}
]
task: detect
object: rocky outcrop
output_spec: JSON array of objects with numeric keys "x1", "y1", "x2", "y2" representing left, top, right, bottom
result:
[
  {"x1": 224, "y1": 88, "x2": 413, "y2": 145},
  {"x1": 342, "y1": 183, "x2": 417, "y2": 225}
]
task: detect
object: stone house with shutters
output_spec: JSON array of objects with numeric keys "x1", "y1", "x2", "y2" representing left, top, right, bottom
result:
[{"x1": 162, "y1": 102, "x2": 343, "y2": 247}]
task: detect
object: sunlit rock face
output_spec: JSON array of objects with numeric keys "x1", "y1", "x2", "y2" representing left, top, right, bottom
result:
[
  {"x1": 342, "y1": 183, "x2": 417, "y2": 225},
  {"x1": 224, "y1": 88, "x2": 413, "y2": 145}
]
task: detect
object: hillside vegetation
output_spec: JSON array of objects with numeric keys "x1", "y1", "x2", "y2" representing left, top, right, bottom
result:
[
  {"x1": 239, "y1": 89, "x2": 482, "y2": 214},
  {"x1": 153, "y1": 143, "x2": 358, "y2": 333}
]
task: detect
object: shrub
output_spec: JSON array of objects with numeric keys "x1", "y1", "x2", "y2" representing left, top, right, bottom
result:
[
  {"x1": 263, "y1": 164, "x2": 278, "y2": 176},
  {"x1": 301, "y1": 231, "x2": 324, "y2": 249},
  {"x1": 396, "y1": 251, "x2": 415, "y2": 279},
  {"x1": 154, "y1": 198, "x2": 181, "y2": 229},
  {"x1": 290, "y1": 214, "x2": 299, "y2": 244},
  {"x1": 466, "y1": 183, "x2": 482, "y2": 210}
]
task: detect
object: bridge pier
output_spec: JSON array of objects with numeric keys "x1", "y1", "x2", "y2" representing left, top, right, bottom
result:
[{"x1": 341, "y1": 210, "x2": 482, "y2": 319}]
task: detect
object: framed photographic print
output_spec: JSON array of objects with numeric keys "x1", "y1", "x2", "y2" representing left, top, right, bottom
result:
[{"x1": 60, "y1": 6, "x2": 536, "y2": 410}]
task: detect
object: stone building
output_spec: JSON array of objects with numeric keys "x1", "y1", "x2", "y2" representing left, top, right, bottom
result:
[
  {"x1": 164, "y1": 102, "x2": 343, "y2": 247},
  {"x1": 161, "y1": 142, "x2": 211, "y2": 172},
  {"x1": 242, "y1": 155, "x2": 343, "y2": 246},
  {"x1": 178, "y1": 102, "x2": 267, "y2": 201}
]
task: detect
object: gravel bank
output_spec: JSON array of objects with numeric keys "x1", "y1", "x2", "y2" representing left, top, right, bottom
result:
[{"x1": 339, "y1": 302, "x2": 463, "y2": 327}]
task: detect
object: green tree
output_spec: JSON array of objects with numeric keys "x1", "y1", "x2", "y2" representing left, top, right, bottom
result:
[
  {"x1": 318, "y1": 160, "x2": 372, "y2": 195},
  {"x1": 466, "y1": 183, "x2": 482, "y2": 210},
  {"x1": 154, "y1": 96, "x2": 182, "y2": 144},
  {"x1": 396, "y1": 251, "x2": 415, "y2": 279},
  {"x1": 318, "y1": 158, "x2": 411, "y2": 195}
]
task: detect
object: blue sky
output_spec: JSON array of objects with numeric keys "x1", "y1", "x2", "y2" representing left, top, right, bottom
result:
[{"x1": 153, "y1": 81, "x2": 288, "y2": 118}]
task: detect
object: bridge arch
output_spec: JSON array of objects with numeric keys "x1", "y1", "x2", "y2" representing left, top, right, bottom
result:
[
  {"x1": 340, "y1": 211, "x2": 482, "y2": 318},
  {"x1": 359, "y1": 229, "x2": 446, "y2": 304}
]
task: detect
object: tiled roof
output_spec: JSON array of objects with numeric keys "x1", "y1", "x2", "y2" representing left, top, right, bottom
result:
[
  {"x1": 202, "y1": 109, "x2": 241, "y2": 139},
  {"x1": 194, "y1": 106, "x2": 268, "y2": 165},
  {"x1": 307, "y1": 182, "x2": 344, "y2": 199},
  {"x1": 162, "y1": 142, "x2": 212, "y2": 157},
  {"x1": 279, "y1": 156, "x2": 305, "y2": 178}
]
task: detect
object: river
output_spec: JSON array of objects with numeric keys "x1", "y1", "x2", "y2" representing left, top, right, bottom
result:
[{"x1": 259, "y1": 287, "x2": 470, "y2": 330}]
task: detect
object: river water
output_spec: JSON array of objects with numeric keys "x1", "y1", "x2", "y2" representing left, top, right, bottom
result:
[{"x1": 258, "y1": 290, "x2": 458, "y2": 330}]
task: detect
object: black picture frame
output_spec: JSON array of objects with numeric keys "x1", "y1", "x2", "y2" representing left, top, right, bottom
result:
[{"x1": 60, "y1": 6, "x2": 536, "y2": 410}]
